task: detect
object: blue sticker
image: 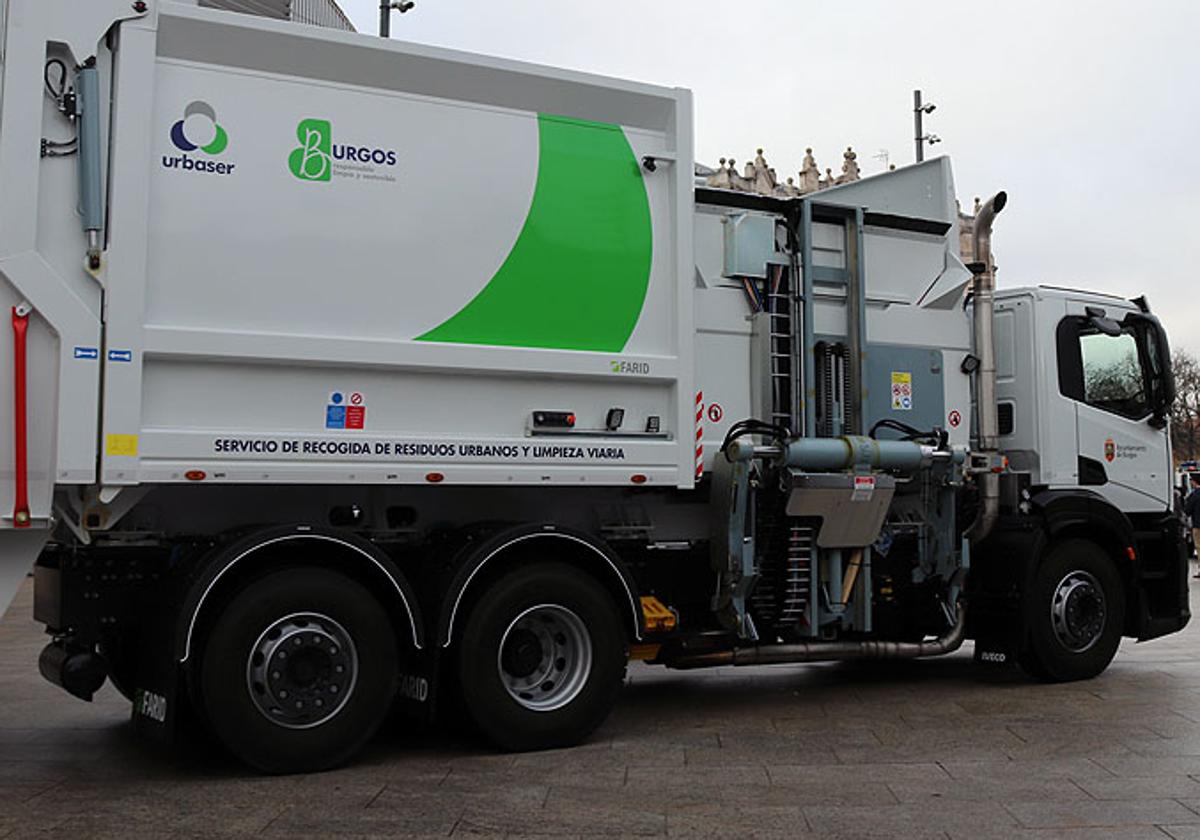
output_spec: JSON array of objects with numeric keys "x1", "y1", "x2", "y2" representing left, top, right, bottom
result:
[
  {"x1": 74, "y1": 347, "x2": 99, "y2": 360},
  {"x1": 330, "y1": 392, "x2": 344, "y2": 405},
  {"x1": 108, "y1": 349, "x2": 133, "y2": 363},
  {"x1": 325, "y1": 405, "x2": 346, "y2": 429}
]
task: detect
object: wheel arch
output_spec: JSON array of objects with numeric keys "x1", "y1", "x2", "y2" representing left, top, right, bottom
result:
[
  {"x1": 437, "y1": 523, "x2": 643, "y2": 649},
  {"x1": 969, "y1": 489, "x2": 1139, "y2": 647},
  {"x1": 177, "y1": 524, "x2": 425, "y2": 666},
  {"x1": 1029, "y1": 489, "x2": 1139, "y2": 633},
  {"x1": 1031, "y1": 489, "x2": 1138, "y2": 557}
]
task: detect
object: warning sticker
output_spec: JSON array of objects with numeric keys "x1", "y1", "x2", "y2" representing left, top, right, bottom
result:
[
  {"x1": 325, "y1": 405, "x2": 347, "y2": 429},
  {"x1": 326, "y1": 391, "x2": 367, "y2": 430},
  {"x1": 852, "y1": 475, "x2": 876, "y2": 501},
  {"x1": 106, "y1": 434, "x2": 139, "y2": 457},
  {"x1": 891, "y1": 371, "x2": 913, "y2": 411}
]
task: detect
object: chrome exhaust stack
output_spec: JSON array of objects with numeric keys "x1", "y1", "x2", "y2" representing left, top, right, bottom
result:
[{"x1": 965, "y1": 191, "x2": 1007, "y2": 545}]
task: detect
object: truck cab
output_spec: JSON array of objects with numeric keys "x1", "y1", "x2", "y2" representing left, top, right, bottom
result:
[
  {"x1": 972, "y1": 286, "x2": 1187, "y2": 664},
  {"x1": 994, "y1": 286, "x2": 1173, "y2": 510}
]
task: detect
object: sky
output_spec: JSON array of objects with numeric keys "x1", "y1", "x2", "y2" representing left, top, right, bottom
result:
[{"x1": 337, "y1": 0, "x2": 1200, "y2": 354}]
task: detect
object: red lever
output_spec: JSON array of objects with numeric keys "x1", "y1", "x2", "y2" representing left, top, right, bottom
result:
[{"x1": 11, "y1": 307, "x2": 29, "y2": 528}]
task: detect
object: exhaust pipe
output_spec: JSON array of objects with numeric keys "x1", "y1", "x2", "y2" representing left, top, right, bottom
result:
[
  {"x1": 965, "y1": 191, "x2": 1007, "y2": 545},
  {"x1": 666, "y1": 604, "x2": 966, "y2": 669},
  {"x1": 39, "y1": 641, "x2": 107, "y2": 701}
]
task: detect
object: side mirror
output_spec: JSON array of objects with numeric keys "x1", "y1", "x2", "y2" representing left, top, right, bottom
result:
[
  {"x1": 1152, "y1": 315, "x2": 1177, "y2": 412},
  {"x1": 1126, "y1": 312, "x2": 1175, "y2": 426}
]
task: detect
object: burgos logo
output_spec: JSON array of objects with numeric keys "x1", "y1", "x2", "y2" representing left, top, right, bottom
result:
[
  {"x1": 289, "y1": 117, "x2": 397, "y2": 183},
  {"x1": 162, "y1": 101, "x2": 236, "y2": 176},
  {"x1": 289, "y1": 118, "x2": 333, "y2": 182}
]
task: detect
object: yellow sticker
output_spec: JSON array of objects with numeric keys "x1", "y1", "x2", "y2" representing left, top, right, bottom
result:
[
  {"x1": 890, "y1": 371, "x2": 913, "y2": 411},
  {"x1": 105, "y1": 434, "x2": 139, "y2": 457}
]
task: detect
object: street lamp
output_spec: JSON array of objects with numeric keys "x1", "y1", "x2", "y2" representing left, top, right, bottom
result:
[
  {"x1": 379, "y1": 0, "x2": 415, "y2": 37},
  {"x1": 913, "y1": 90, "x2": 938, "y2": 163}
]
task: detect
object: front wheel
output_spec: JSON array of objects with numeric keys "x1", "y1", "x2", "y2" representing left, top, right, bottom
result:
[
  {"x1": 1019, "y1": 539, "x2": 1125, "y2": 682},
  {"x1": 457, "y1": 563, "x2": 627, "y2": 751},
  {"x1": 197, "y1": 567, "x2": 399, "y2": 773}
]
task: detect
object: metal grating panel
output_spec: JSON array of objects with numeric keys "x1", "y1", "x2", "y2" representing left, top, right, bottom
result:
[
  {"x1": 199, "y1": 0, "x2": 355, "y2": 31},
  {"x1": 290, "y1": 0, "x2": 355, "y2": 30}
]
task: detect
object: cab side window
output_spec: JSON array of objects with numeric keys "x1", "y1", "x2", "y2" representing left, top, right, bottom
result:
[
  {"x1": 1079, "y1": 331, "x2": 1147, "y2": 417},
  {"x1": 1057, "y1": 317, "x2": 1150, "y2": 419}
]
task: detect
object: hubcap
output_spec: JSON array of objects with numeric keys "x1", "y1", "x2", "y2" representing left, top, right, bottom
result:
[
  {"x1": 498, "y1": 604, "x2": 592, "y2": 712},
  {"x1": 1050, "y1": 570, "x2": 1106, "y2": 653},
  {"x1": 246, "y1": 612, "x2": 358, "y2": 729}
]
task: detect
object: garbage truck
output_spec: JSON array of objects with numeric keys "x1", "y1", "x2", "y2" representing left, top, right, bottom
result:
[{"x1": 0, "y1": 0, "x2": 1188, "y2": 772}]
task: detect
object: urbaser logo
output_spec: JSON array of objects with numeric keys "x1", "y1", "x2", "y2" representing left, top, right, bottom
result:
[{"x1": 162, "y1": 101, "x2": 236, "y2": 176}]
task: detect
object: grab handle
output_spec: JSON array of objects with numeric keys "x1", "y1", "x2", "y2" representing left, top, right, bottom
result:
[{"x1": 11, "y1": 305, "x2": 30, "y2": 528}]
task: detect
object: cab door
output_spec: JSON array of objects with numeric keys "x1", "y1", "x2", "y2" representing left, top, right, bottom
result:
[{"x1": 1057, "y1": 304, "x2": 1172, "y2": 512}]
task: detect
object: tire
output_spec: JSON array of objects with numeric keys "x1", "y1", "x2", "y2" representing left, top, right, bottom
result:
[
  {"x1": 457, "y1": 563, "x2": 627, "y2": 751},
  {"x1": 197, "y1": 567, "x2": 398, "y2": 773},
  {"x1": 1019, "y1": 539, "x2": 1125, "y2": 682}
]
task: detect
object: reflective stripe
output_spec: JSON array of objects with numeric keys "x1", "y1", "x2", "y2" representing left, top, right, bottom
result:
[
  {"x1": 442, "y1": 530, "x2": 641, "y2": 648},
  {"x1": 181, "y1": 532, "x2": 420, "y2": 663}
]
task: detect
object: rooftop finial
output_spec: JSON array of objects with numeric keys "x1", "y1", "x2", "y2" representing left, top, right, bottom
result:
[{"x1": 799, "y1": 148, "x2": 820, "y2": 193}]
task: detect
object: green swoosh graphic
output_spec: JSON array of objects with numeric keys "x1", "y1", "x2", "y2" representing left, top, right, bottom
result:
[{"x1": 416, "y1": 114, "x2": 652, "y2": 351}]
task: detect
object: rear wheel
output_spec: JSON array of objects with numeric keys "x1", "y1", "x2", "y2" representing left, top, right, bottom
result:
[
  {"x1": 1019, "y1": 539, "x2": 1124, "y2": 682},
  {"x1": 197, "y1": 567, "x2": 398, "y2": 773},
  {"x1": 457, "y1": 563, "x2": 627, "y2": 751}
]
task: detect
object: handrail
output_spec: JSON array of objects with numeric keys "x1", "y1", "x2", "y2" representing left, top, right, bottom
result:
[{"x1": 11, "y1": 305, "x2": 30, "y2": 528}]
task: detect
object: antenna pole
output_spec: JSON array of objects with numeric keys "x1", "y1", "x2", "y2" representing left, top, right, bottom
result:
[{"x1": 914, "y1": 89, "x2": 924, "y2": 163}]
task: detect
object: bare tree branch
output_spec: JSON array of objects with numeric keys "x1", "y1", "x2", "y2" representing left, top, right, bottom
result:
[{"x1": 1170, "y1": 349, "x2": 1200, "y2": 464}]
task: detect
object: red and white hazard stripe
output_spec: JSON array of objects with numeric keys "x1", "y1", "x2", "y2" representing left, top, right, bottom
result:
[{"x1": 695, "y1": 390, "x2": 704, "y2": 480}]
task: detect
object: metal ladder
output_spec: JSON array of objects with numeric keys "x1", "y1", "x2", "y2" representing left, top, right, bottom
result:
[
  {"x1": 779, "y1": 524, "x2": 814, "y2": 625},
  {"x1": 797, "y1": 199, "x2": 868, "y2": 438},
  {"x1": 764, "y1": 266, "x2": 799, "y2": 433}
]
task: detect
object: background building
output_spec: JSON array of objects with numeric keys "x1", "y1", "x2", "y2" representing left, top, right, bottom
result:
[{"x1": 198, "y1": 0, "x2": 355, "y2": 31}]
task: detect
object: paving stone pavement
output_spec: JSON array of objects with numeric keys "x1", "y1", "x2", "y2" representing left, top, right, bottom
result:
[{"x1": 4, "y1": 576, "x2": 1200, "y2": 839}]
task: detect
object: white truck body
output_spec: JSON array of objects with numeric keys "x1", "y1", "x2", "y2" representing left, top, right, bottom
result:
[
  {"x1": 0, "y1": 0, "x2": 1186, "y2": 773},
  {"x1": 0, "y1": 0, "x2": 977, "y2": 611},
  {"x1": 0, "y1": 0, "x2": 701, "y2": 610}
]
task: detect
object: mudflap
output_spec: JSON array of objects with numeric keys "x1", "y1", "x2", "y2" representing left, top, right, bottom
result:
[
  {"x1": 130, "y1": 596, "x2": 187, "y2": 746},
  {"x1": 972, "y1": 619, "x2": 1018, "y2": 667},
  {"x1": 969, "y1": 588, "x2": 1021, "y2": 668},
  {"x1": 395, "y1": 645, "x2": 440, "y2": 725},
  {"x1": 966, "y1": 520, "x2": 1043, "y2": 667},
  {"x1": 0, "y1": 530, "x2": 49, "y2": 619}
]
